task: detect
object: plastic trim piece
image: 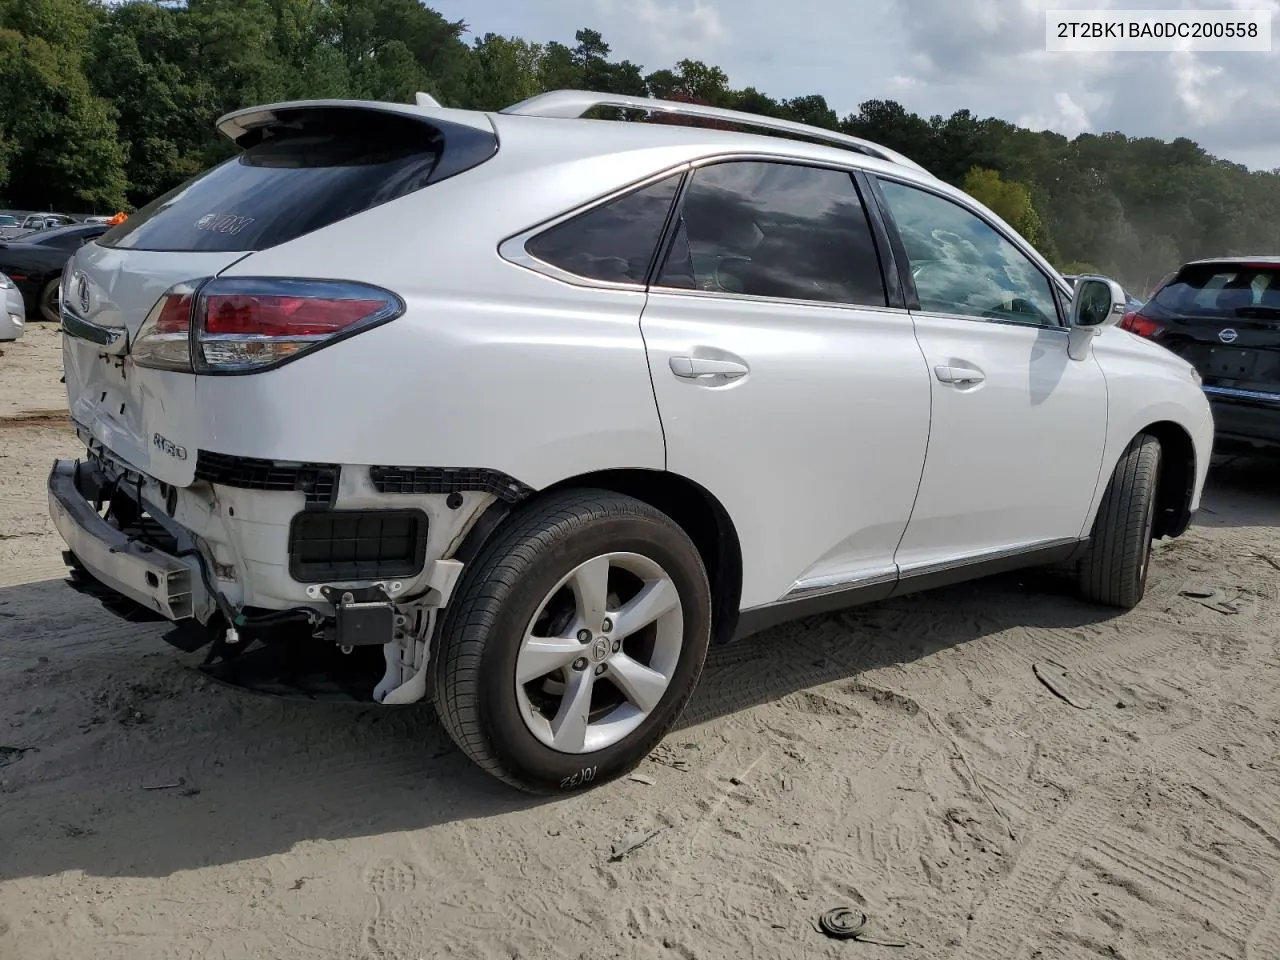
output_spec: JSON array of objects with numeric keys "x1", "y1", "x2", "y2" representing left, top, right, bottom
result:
[
  {"x1": 195, "y1": 451, "x2": 340, "y2": 509},
  {"x1": 368, "y1": 466, "x2": 535, "y2": 504}
]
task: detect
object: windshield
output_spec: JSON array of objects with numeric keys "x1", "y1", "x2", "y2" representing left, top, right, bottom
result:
[
  {"x1": 0, "y1": 216, "x2": 15, "y2": 226},
  {"x1": 1150, "y1": 263, "x2": 1280, "y2": 317}
]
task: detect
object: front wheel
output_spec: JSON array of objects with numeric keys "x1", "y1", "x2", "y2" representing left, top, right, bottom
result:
[
  {"x1": 1076, "y1": 433, "x2": 1162, "y2": 608},
  {"x1": 431, "y1": 489, "x2": 712, "y2": 794}
]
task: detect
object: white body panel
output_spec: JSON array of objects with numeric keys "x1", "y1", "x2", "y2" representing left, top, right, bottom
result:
[
  {"x1": 63, "y1": 243, "x2": 247, "y2": 486},
  {"x1": 1085, "y1": 327, "x2": 1214, "y2": 522},
  {"x1": 50, "y1": 94, "x2": 1215, "y2": 642},
  {"x1": 894, "y1": 316, "x2": 1109, "y2": 569},
  {"x1": 640, "y1": 293, "x2": 931, "y2": 608}
]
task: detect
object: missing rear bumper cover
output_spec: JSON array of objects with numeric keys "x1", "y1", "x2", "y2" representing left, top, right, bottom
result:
[{"x1": 287, "y1": 508, "x2": 428, "y2": 583}]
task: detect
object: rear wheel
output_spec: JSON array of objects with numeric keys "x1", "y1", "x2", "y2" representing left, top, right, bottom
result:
[
  {"x1": 38, "y1": 277, "x2": 59, "y2": 323},
  {"x1": 1076, "y1": 433, "x2": 1162, "y2": 608},
  {"x1": 431, "y1": 489, "x2": 711, "y2": 794}
]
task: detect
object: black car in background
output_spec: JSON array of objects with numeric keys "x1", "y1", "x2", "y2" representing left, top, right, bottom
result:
[
  {"x1": 0, "y1": 222, "x2": 108, "y2": 322},
  {"x1": 1121, "y1": 257, "x2": 1280, "y2": 449}
]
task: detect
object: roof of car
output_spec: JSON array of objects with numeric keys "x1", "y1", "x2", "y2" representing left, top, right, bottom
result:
[
  {"x1": 1183, "y1": 256, "x2": 1280, "y2": 267},
  {"x1": 9, "y1": 222, "x2": 106, "y2": 245},
  {"x1": 217, "y1": 90, "x2": 938, "y2": 185}
]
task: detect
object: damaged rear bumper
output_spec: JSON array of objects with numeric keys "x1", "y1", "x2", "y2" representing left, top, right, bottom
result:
[{"x1": 47, "y1": 458, "x2": 199, "y2": 621}]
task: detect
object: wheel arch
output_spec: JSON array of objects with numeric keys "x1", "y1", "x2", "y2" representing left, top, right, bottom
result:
[
  {"x1": 454, "y1": 469, "x2": 744, "y2": 646},
  {"x1": 546, "y1": 469, "x2": 743, "y2": 645},
  {"x1": 1139, "y1": 419, "x2": 1197, "y2": 538}
]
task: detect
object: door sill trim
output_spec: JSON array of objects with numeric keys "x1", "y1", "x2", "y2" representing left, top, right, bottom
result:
[{"x1": 732, "y1": 537, "x2": 1088, "y2": 641}]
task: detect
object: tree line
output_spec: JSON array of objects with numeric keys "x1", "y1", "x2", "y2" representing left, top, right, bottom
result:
[{"x1": 2, "y1": 0, "x2": 1277, "y2": 294}]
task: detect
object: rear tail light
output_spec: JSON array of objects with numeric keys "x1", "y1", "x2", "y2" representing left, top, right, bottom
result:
[
  {"x1": 131, "y1": 278, "x2": 402, "y2": 373},
  {"x1": 1120, "y1": 309, "x2": 1163, "y2": 339},
  {"x1": 130, "y1": 280, "x2": 200, "y2": 371}
]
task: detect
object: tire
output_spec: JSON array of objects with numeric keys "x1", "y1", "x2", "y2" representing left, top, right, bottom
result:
[
  {"x1": 38, "y1": 277, "x2": 59, "y2": 323},
  {"x1": 431, "y1": 489, "x2": 712, "y2": 794},
  {"x1": 1076, "y1": 433, "x2": 1161, "y2": 609}
]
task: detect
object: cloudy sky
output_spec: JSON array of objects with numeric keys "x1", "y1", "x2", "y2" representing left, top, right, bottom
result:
[{"x1": 428, "y1": 0, "x2": 1280, "y2": 171}]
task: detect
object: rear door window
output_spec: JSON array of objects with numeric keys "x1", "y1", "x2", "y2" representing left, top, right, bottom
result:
[
  {"x1": 654, "y1": 160, "x2": 888, "y2": 307},
  {"x1": 98, "y1": 108, "x2": 496, "y2": 253},
  {"x1": 525, "y1": 174, "x2": 684, "y2": 285}
]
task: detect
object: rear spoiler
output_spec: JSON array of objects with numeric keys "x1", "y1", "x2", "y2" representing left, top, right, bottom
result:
[{"x1": 215, "y1": 97, "x2": 494, "y2": 145}]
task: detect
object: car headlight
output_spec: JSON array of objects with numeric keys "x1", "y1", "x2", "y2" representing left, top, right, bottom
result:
[{"x1": 0, "y1": 273, "x2": 13, "y2": 289}]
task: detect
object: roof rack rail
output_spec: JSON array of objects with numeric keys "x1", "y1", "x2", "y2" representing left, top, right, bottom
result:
[{"x1": 500, "y1": 89, "x2": 931, "y2": 175}]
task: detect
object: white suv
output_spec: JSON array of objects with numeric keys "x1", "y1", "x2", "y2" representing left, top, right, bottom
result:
[{"x1": 48, "y1": 90, "x2": 1214, "y2": 793}]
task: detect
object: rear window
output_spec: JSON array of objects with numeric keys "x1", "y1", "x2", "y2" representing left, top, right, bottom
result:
[
  {"x1": 1150, "y1": 263, "x2": 1280, "y2": 317},
  {"x1": 99, "y1": 108, "x2": 497, "y2": 253}
]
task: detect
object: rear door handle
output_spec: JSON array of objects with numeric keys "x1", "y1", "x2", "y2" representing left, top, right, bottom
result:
[
  {"x1": 669, "y1": 356, "x2": 750, "y2": 380},
  {"x1": 934, "y1": 364, "x2": 985, "y2": 385}
]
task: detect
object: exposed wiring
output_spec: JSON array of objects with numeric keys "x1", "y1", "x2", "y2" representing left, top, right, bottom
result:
[{"x1": 175, "y1": 546, "x2": 318, "y2": 629}]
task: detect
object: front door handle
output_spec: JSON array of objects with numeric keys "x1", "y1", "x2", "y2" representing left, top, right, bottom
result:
[
  {"x1": 669, "y1": 356, "x2": 750, "y2": 380},
  {"x1": 934, "y1": 364, "x2": 985, "y2": 385}
]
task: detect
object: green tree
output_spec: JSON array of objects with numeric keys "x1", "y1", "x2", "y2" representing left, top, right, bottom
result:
[
  {"x1": 467, "y1": 32, "x2": 544, "y2": 109},
  {"x1": 0, "y1": 27, "x2": 127, "y2": 210},
  {"x1": 962, "y1": 166, "x2": 1049, "y2": 251}
]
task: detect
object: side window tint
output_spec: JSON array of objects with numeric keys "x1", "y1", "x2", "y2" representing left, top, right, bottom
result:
[
  {"x1": 877, "y1": 179, "x2": 1059, "y2": 326},
  {"x1": 655, "y1": 161, "x2": 887, "y2": 307},
  {"x1": 526, "y1": 174, "x2": 683, "y2": 284}
]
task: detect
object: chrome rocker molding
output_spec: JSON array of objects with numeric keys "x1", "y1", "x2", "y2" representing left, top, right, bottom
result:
[
  {"x1": 1203, "y1": 384, "x2": 1280, "y2": 405},
  {"x1": 732, "y1": 537, "x2": 1087, "y2": 640}
]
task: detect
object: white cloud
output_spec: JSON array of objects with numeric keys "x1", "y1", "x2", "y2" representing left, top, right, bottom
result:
[
  {"x1": 430, "y1": 0, "x2": 1280, "y2": 168},
  {"x1": 886, "y1": 0, "x2": 1280, "y2": 165},
  {"x1": 1019, "y1": 92, "x2": 1093, "y2": 136},
  {"x1": 593, "y1": 0, "x2": 726, "y2": 60}
]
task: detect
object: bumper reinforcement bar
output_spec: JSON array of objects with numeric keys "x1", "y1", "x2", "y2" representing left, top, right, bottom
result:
[{"x1": 47, "y1": 459, "x2": 195, "y2": 621}]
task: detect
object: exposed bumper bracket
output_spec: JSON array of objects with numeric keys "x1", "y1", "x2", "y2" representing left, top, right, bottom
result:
[{"x1": 48, "y1": 459, "x2": 196, "y2": 621}]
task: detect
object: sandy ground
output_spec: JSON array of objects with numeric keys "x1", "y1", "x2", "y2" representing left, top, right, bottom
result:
[{"x1": 2, "y1": 323, "x2": 1280, "y2": 960}]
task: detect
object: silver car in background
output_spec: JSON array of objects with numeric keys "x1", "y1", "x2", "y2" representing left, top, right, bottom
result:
[{"x1": 0, "y1": 271, "x2": 25, "y2": 341}]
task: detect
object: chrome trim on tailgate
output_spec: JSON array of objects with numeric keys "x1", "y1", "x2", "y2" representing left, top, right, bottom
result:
[
  {"x1": 48, "y1": 459, "x2": 194, "y2": 620},
  {"x1": 61, "y1": 306, "x2": 127, "y2": 353}
]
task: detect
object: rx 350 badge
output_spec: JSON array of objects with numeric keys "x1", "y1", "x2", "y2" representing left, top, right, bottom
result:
[{"x1": 153, "y1": 432, "x2": 188, "y2": 461}]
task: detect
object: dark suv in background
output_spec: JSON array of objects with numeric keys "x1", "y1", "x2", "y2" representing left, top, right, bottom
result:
[{"x1": 1122, "y1": 258, "x2": 1280, "y2": 449}]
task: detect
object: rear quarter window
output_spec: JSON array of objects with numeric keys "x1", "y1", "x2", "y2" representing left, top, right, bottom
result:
[
  {"x1": 524, "y1": 173, "x2": 684, "y2": 285},
  {"x1": 99, "y1": 108, "x2": 497, "y2": 253}
]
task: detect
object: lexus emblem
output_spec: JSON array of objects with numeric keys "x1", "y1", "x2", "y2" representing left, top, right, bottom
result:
[
  {"x1": 76, "y1": 273, "x2": 90, "y2": 314},
  {"x1": 1219, "y1": 328, "x2": 1238, "y2": 344}
]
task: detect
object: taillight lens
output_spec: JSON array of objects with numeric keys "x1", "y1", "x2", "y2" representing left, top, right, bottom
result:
[
  {"x1": 1120, "y1": 310, "x2": 1163, "y2": 339},
  {"x1": 131, "y1": 278, "x2": 402, "y2": 373},
  {"x1": 131, "y1": 281, "x2": 201, "y2": 371}
]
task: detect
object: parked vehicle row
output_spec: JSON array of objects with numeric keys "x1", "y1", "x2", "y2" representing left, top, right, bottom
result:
[
  {"x1": 0, "y1": 211, "x2": 112, "y2": 240},
  {"x1": 0, "y1": 222, "x2": 108, "y2": 322},
  {"x1": 45, "y1": 90, "x2": 1212, "y2": 794}
]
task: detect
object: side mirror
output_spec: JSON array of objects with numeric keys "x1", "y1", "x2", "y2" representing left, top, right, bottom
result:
[{"x1": 1066, "y1": 275, "x2": 1126, "y2": 360}]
